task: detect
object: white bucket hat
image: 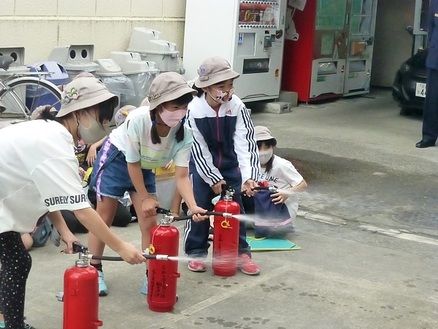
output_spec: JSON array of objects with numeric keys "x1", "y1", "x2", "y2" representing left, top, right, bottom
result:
[{"x1": 254, "y1": 125, "x2": 277, "y2": 145}]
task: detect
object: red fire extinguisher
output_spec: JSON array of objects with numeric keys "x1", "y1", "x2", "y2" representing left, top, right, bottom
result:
[
  {"x1": 148, "y1": 214, "x2": 180, "y2": 312},
  {"x1": 212, "y1": 187, "x2": 240, "y2": 277},
  {"x1": 63, "y1": 246, "x2": 103, "y2": 329}
]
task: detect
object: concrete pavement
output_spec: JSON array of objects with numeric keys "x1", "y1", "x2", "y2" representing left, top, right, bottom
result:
[
  {"x1": 252, "y1": 89, "x2": 438, "y2": 238},
  {"x1": 24, "y1": 88, "x2": 438, "y2": 328}
]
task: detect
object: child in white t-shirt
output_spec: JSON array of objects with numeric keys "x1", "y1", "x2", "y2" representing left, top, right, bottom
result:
[
  {"x1": 254, "y1": 125, "x2": 307, "y2": 233},
  {"x1": 88, "y1": 72, "x2": 208, "y2": 296},
  {"x1": 0, "y1": 75, "x2": 146, "y2": 329}
]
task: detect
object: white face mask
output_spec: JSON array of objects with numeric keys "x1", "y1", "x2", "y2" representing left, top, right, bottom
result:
[
  {"x1": 208, "y1": 88, "x2": 235, "y2": 104},
  {"x1": 259, "y1": 149, "x2": 273, "y2": 165},
  {"x1": 77, "y1": 111, "x2": 109, "y2": 144}
]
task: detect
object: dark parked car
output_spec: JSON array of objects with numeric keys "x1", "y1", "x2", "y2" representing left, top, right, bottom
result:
[{"x1": 392, "y1": 48, "x2": 427, "y2": 115}]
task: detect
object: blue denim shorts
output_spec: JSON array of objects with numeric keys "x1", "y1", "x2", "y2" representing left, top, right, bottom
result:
[{"x1": 90, "y1": 138, "x2": 156, "y2": 200}]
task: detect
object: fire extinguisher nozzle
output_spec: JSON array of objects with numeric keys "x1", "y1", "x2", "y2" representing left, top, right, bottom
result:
[
  {"x1": 207, "y1": 211, "x2": 233, "y2": 218},
  {"x1": 143, "y1": 254, "x2": 170, "y2": 260}
]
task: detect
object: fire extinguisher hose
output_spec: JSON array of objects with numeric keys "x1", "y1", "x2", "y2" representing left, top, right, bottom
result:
[
  {"x1": 72, "y1": 242, "x2": 170, "y2": 261},
  {"x1": 171, "y1": 214, "x2": 193, "y2": 221},
  {"x1": 206, "y1": 211, "x2": 233, "y2": 217},
  {"x1": 155, "y1": 207, "x2": 233, "y2": 221},
  {"x1": 90, "y1": 254, "x2": 170, "y2": 261}
]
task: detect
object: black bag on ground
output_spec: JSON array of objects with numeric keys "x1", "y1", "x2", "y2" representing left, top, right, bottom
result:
[
  {"x1": 245, "y1": 189, "x2": 293, "y2": 238},
  {"x1": 31, "y1": 216, "x2": 53, "y2": 247}
]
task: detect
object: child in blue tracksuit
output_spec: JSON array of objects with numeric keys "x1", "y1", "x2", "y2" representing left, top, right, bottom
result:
[{"x1": 183, "y1": 56, "x2": 261, "y2": 275}]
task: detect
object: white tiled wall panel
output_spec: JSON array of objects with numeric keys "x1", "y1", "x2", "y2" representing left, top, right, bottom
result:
[
  {"x1": 15, "y1": 0, "x2": 58, "y2": 16},
  {"x1": 162, "y1": 0, "x2": 186, "y2": 18},
  {"x1": 58, "y1": 0, "x2": 96, "y2": 17},
  {"x1": 0, "y1": 0, "x2": 186, "y2": 64},
  {"x1": 132, "y1": 0, "x2": 163, "y2": 18},
  {"x1": 0, "y1": 0, "x2": 15, "y2": 16},
  {"x1": 96, "y1": 0, "x2": 131, "y2": 17}
]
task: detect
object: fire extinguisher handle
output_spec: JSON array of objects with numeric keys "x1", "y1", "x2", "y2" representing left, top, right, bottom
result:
[
  {"x1": 250, "y1": 186, "x2": 278, "y2": 193},
  {"x1": 253, "y1": 186, "x2": 266, "y2": 191},
  {"x1": 72, "y1": 241, "x2": 88, "y2": 253},
  {"x1": 156, "y1": 206, "x2": 172, "y2": 215},
  {"x1": 155, "y1": 206, "x2": 197, "y2": 221}
]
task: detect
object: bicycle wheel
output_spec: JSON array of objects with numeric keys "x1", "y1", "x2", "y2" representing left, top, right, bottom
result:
[{"x1": 0, "y1": 76, "x2": 62, "y2": 117}]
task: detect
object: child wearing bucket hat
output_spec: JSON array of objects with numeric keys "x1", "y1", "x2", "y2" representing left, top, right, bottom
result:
[
  {"x1": 87, "y1": 71, "x2": 208, "y2": 296},
  {"x1": 83, "y1": 105, "x2": 137, "y2": 168},
  {"x1": 0, "y1": 74, "x2": 146, "y2": 329},
  {"x1": 248, "y1": 126, "x2": 307, "y2": 236},
  {"x1": 183, "y1": 56, "x2": 261, "y2": 275}
]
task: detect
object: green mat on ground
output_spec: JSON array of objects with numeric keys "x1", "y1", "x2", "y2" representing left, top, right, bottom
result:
[{"x1": 246, "y1": 236, "x2": 301, "y2": 251}]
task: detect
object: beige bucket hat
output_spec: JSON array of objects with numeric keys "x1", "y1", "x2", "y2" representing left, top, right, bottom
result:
[
  {"x1": 254, "y1": 125, "x2": 277, "y2": 145},
  {"x1": 195, "y1": 56, "x2": 240, "y2": 88},
  {"x1": 57, "y1": 74, "x2": 118, "y2": 118},
  {"x1": 147, "y1": 72, "x2": 197, "y2": 110}
]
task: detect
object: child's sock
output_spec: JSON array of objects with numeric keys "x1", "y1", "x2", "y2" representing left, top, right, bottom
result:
[{"x1": 91, "y1": 263, "x2": 103, "y2": 272}]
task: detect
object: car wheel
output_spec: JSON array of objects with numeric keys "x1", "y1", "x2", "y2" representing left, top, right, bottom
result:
[{"x1": 400, "y1": 107, "x2": 413, "y2": 116}]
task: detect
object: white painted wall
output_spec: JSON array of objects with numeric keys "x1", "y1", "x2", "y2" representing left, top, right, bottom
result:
[{"x1": 0, "y1": 0, "x2": 187, "y2": 65}]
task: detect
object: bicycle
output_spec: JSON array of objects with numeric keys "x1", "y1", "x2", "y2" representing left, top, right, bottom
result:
[{"x1": 0, "y1": 55, "x2": 63, "y2": 127}]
